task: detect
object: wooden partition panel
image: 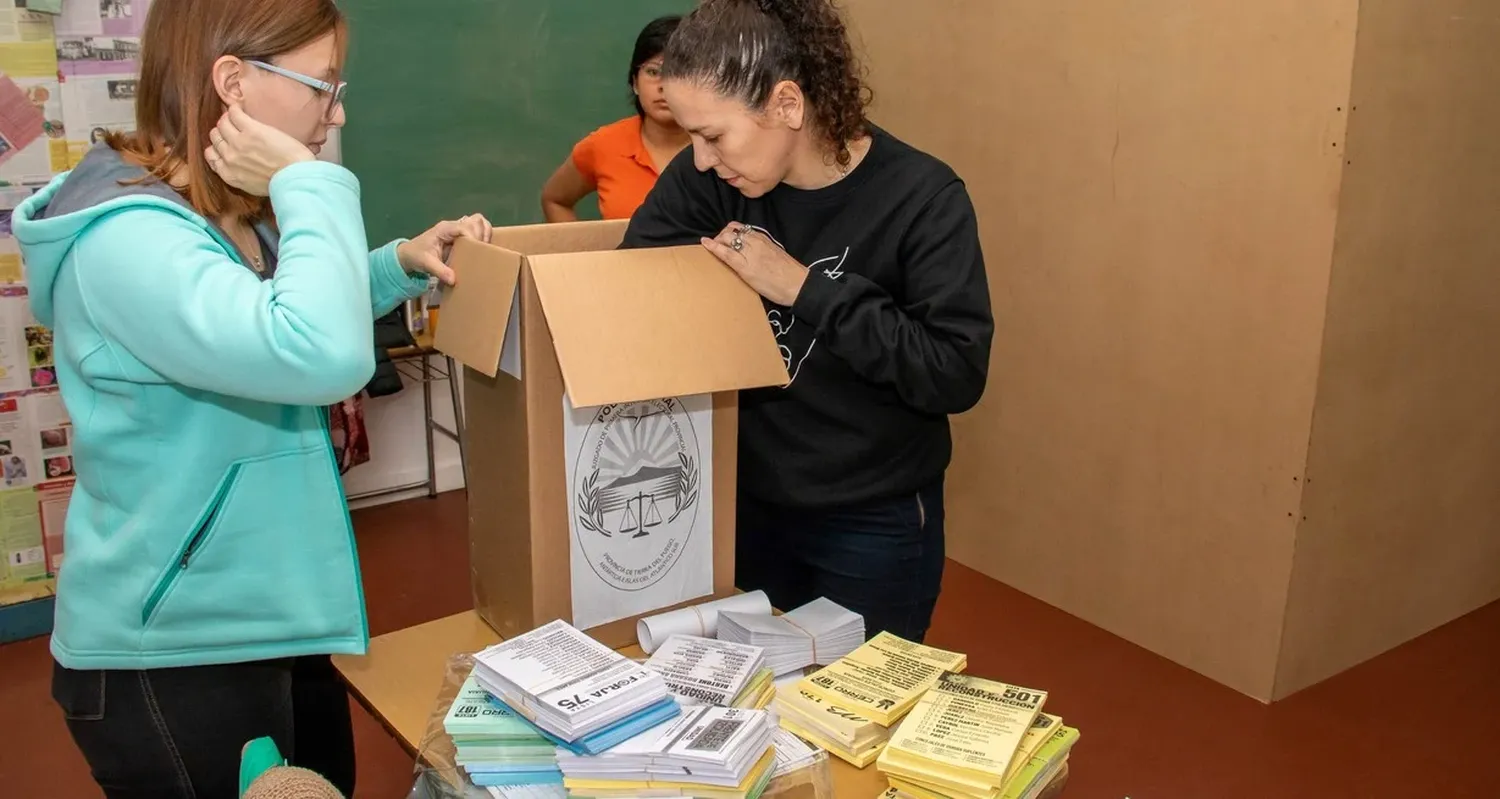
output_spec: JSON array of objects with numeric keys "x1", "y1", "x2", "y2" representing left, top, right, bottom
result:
[
  {"x1": 1274, "y1": 0, "x2": 1500, "y2": 699},
  {"x1": 843, "y1": 0, "x2": 1359, "y2": 699}
]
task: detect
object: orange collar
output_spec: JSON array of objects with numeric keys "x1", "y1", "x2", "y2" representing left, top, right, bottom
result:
[{"x1": 630, "y1": 117, "x2": 660, "y2": 176}]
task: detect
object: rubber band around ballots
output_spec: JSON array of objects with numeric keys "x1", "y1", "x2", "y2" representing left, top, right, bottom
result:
[{"x1": 780, "y1": 615, "x2": 817, "y2": 665}]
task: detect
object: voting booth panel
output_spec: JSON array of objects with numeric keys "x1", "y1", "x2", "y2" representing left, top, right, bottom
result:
[
  {"x1": 1272, "y1": 0, "x2": 1500, "y2": 699},
  {"x1": 844, "y1": 0, "x2": 1500, "y2": 701},
  {"x1": 436, "y1": 221, "x2": 789, "y2": 648}
]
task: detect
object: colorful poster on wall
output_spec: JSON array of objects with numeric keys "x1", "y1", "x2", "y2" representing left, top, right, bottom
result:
[
  {"x1": 0, "y1": 187, "x2": 36, "y2": 285},
  {"x1": 55, "y1": 0, "x2": 144, "y2": 76},
  {"x1": 37, "y1": 477, "x2": 68, "y2": 573},
  {"x1": 0, "y1": 0, "x2": 116, "y2": 609},
  {"x1": 0, "y1": 292, "x2": 51, "y2": 392},
  {"x1": 0, "y1": 0, "x2": 151, "y2": 608},
  {"x1": 0, "y1": 74, "x2": 65, "y2": 183},
  {"x1": 59, "y1": 72, "x2": 130, "y2": 163},
  {"x1": 0, "y1": 6, "x2": 58, "y2": 81},
  {"x1": 0, "y1": 483, "x2": 44, "y2": 590}
]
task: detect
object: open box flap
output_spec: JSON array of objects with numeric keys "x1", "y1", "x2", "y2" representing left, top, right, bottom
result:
[
  {"x1": 489, "y1": 218, "x2": 628, "y2": 255},
  {"x1": 433, "y1": 237, "x2": 523, "y2": 378},
  {"x1": 530, "y1": 245, "x2": 790, "y2": 407}
]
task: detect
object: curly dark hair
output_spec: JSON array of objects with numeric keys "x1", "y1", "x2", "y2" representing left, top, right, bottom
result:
[{"x1": 662, "y1": 0, "x2": 872, "y2": 168}]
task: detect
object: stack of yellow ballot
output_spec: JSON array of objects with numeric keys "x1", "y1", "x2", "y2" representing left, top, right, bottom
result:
[
  {"x1": 774, "y1": 684, "x2": 892, "y2": 766},
  {"x1": 735, "y1": 666, "x2": 776, "y2": 710},
  {"x1": 876, "y1": 673, "x2": 1080, "y2": 799},
  {"x1": 773, "y1": 632, "x2": 967, "y2": 766}
]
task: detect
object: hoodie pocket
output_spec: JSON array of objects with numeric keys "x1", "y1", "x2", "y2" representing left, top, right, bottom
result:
[
  {"x1": 139, "y1": 446, "x2": 363, "y2": 651},
  {"x1": 142, "y1": 463, "x2": 243, "y2": 626}
]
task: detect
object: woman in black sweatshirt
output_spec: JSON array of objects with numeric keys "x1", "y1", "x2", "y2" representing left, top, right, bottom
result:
[{"x1": 621, "y1": 0, "x2": 994, "y2": 643}]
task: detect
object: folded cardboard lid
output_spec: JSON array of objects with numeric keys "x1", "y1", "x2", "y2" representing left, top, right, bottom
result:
[
  {"x1": 435, "y1": 221, "x2": 633, "y2": 378},
  {"x1": 530, "y1": 245, "x2": 789, "y2": 407},
  {"x1": 490, "y1": 218, "x2": 628, "y2": 255},
  {"x1": 435, "y1": 233, "x2": 790, "y2": 403},
  {"x1": 433, "y1": 237, "x2": 523, "y2": 378}
]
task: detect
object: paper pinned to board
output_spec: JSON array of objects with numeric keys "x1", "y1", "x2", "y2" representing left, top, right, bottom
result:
[
  {"x1": 20, "y1": 1, "x2": 63, "y2": 15},
  {"x1": 565, "y1": 393, "x2": 716, "y2": 632},
  {"x1": 636, "y1": 590, "x2": 773, "y2": 654}
]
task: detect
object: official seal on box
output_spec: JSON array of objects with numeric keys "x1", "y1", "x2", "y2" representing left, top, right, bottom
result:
[{"x1": 571, "y1": 398, "x2": 702, "y2": 592}]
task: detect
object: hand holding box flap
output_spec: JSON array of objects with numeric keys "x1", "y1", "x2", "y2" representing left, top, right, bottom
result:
[
  {"x1": 433, "y1": 236, "x2": 523, "y2": 378},
  {"x1": 529, "y1": 246, "x2": 789, "y2": 408}
]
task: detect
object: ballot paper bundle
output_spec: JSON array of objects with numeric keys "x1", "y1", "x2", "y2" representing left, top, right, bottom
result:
[
  {"x1": 798, "y1": 632, "x2": 967, "y2": 726},
  {"x1": 991, "y1": 725, "x2": 1079, "y2": 799},
  {"x1": 471, "y1": 620, "x2": 678, "y2": 752},
  {"x1": 878, "y1": 673, "x2": 1079, "y2": 799},
  {"x1": 880, "y1": 726, "x2": 1077, "y2": 799},
  {"x1": 775, "y1": 632, "x2": 967, "y2": 767},
  {"x1": 717, "y1": 597, "x2": 865, "y2": 676},
  {"x1": 557, "y1": 705, "x2": 779, "y2": 799},
  {"x1": 442, "y1": 671, "x2": 563, "y2": 789},
  {"x1": 772, "y1": 684, "x2": 892, "y2": 767},
  {"x1": 644, "y1": 635, "x2": 775, "y2": 710}
]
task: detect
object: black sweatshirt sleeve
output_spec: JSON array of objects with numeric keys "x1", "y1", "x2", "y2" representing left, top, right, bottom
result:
[
  {"x1": 621, "y1": 151, "x2": 723, "y2": 249},
  {"x1": 790, "y1": 181, "x2": 994, "y2": 415}
]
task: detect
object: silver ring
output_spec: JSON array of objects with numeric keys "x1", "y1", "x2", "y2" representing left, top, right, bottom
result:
[{"x1": 730, "y1": 227, "x2": 747, "y2": 252}]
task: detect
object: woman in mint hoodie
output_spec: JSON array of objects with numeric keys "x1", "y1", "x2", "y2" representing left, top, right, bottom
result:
[{"x1": 12, "y1": 1, "x2": 492, "y2": 797}]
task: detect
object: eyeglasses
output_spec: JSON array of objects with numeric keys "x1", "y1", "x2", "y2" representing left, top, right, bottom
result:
[{"x1": 247, "y1": 60, "x2": 347, "y2": 120}]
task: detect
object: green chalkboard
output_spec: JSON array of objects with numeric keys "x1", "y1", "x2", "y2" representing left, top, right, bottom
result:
[{"x1": 340, "y1": 0, "x2": 693, "y2": 245}]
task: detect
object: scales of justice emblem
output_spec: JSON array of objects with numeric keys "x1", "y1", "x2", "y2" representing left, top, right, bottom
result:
[{"x1": 571, "y1": 398, "x2": 703, "y2": 592}]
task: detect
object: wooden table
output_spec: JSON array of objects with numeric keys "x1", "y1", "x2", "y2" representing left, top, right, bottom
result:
[{"x1": 332, "y1": 611, "x2": 1067, "y2": 798}]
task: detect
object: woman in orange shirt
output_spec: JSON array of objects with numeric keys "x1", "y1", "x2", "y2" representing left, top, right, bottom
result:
[{"x1": 541, "y1": 16, "x2": 690, "y2": 221}]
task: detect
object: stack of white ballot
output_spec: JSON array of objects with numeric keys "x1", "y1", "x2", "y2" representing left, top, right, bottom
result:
[
  {"x1": 717, "y1": 597, "x2": 865, "y2": 675},
  {"x1": 556, "y1": 705, "x2": 778, "y2": 799},
  {"x1": 471, "y1": 620, "x2": 678, "y2": 752},
  {"x1": 644, "y1": 635, "x2": 774, "y2": 709}
]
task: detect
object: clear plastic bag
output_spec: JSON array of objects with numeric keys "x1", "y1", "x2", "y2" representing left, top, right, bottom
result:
[
  {"x1": 761, "y1": 748, "x2": 836, "y2": 799},
  {"x1": 404, "y1": 653, "x2": 494, "y2": 799}
]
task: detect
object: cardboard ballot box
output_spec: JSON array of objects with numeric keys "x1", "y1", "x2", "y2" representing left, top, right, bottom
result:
[{"x1": 434, "y1": 220, "x2": 789, "y2": 648}]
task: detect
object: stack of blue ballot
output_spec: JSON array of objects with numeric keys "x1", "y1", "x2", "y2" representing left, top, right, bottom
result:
[
  {"x1": 471, "y1": 620, "x2": 682, "y2": 756},
  {"x1": 442, "y1": 671, "x2": 563, "y2": 789}
]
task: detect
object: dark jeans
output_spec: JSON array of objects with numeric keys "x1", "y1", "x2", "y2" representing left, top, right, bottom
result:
[
  {"x1": 736, "y1": 479, "x2": 946, "y2": 643},
  {"x1": 51, "y1": 655, "x2": 355, "y2": 799}
]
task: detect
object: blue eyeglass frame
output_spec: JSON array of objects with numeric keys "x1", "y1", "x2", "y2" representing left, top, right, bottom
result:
[{"x1": 246, "y1": 60, "x2": 348, "y2": 113}]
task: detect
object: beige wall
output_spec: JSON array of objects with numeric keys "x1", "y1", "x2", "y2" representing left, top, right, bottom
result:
[
  {"x1": 843, "y1": 0, "x2": 1361, "y2": 700},
  {"x1": 1273, "y1": 0, "x2": 1500, "y2": 699}
]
